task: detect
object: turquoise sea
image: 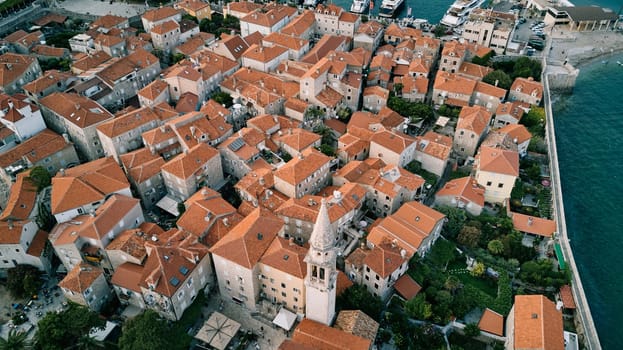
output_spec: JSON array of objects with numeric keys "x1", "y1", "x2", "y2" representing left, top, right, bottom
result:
[
  {"x1": 327, "y1": 0, "x2": 622, "y2": 346},
  {"x1": 553, "y1": 57, "x2": 623, "y2": 349},
  {"x1": 330, "y1": 0, "x2": 455, "y2": 23}
]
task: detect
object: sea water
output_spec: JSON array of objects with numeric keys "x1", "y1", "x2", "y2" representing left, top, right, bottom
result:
[
  {"x1": 553, "y1": 57, "x2": 623, "y2": 349},
  {"x1": 331, "y1": 0, "x2": 454, "y2": 23}
]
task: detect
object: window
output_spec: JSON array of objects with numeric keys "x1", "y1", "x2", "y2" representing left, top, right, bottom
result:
[
  {"x1": 374, "y1": 283, "x2": 379, "y2": 289},
  {"x1": 498, "y1": 183, "x2": 504, "y2": 188},
  {"x1": 375, "y1": 274, "x2": 379, "y2": 280},
  {"x1": 281, "y1": 292, "x2": 286, "y2": 297},
  {"x1": 366, "y1": 266, "x2": 370, "y2": 272},
  {"x1": 365, "y1": 275, "x2": 369, "y2": 281},
  {"x1": 281, "y1": 283, "x2": 286, "y2": 288},
  {"x1": 486, "y1": 181, "x2": 492, "y2": 186}
]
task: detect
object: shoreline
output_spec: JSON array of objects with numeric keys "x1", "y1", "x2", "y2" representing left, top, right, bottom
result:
[{"x1": 540, "y1": 28, "x2": 623, "y2": 350}]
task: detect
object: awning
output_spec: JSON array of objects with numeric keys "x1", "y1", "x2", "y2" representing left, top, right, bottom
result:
[
  {"x1": 272, "y1": 307, "x2": 297, "y2": 331},
  {"x1": 156, "y1": 195, "x2": 180, "y2": 216},
  {"x1": 195, "y1": 311, "x2": 241, "y2": 350},
  {"x1": 554, "y1": 243, "x2": 566, "y2": 270}
]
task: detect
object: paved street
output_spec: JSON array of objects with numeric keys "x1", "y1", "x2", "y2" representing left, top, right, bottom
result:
[
  {"x1": 54, "y1": 0, "x2": 149, "y2": 17},
  {"x1": 194, "y1": 290, "x2": 288, "y2": 350}
]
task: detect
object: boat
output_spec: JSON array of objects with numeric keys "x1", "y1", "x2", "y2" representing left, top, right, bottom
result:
[
  {"x1": 350, "y1": 0, "x2": 370, "y2": 14},
  {"x1": 303, "y1": 0, "x2": 318, "y2": 6},
  {"x1": 378, "y1": 0, "x2": 404, "y2": 18},
  {"x1": 440, "y1": 0, "x2": 485, "y2": 28}
]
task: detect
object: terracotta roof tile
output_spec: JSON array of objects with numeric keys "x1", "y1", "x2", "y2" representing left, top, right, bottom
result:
[
  {"x1": 59, "y1": 262, "x2": 104, "y2": 293},
  {"x1": 161, "y1": 143, "x2": 219, "y2": 180},
  {"x1": 281, "y1": 10, "x2": 315, "y2": 37},
  {"x1": 26, "y1": 229, "x2": 48, "y2": 257},
  {"x1": 0, "y1": 171, "x2": 37, "y2": 221},
  {"x1": 142, "y1": 6, "x2": 181, "y2": 23},
  {"x1": 478, "y1": 308, "x2": 504, "y2": 336},
  {"x1": 476, "y1": 145, "x2": 519, "y2": 176},
  {"x1": 0, "y1": 53, "x2": 38, "y2": 87},
  {"x1": 334, "y1": 310, "x2": 379, "y2": 342},
  {"x1": 513, "y1": 295, "x2": 564, "y2": 350},
  {"x1": 210, "y1": 207, "x2": 283, "y2": 268},
  {"x1": 274, "y1": 148, "x2": 332, "y2": 185},
  {"x1": 291, "y1": 318, "x2": 371, "y2": 350},
  {"x1": 511, "y1": 77, "x2": 543, "y2": 100},
  {"x1": 139, "y1": 230, "x2": 209, "y2": 297},
  {"x1": 495, "y1": 101, "x2": 526, "y2": 121},
  {"x1": 72, "y1": 51, "x2": 112, "y2": 73},
  {"x1": 436, "y1": 176, "x2": 485, "y2": 208},
  {"x1": 50, "y1": 157, "x2": 130, "y2": 214},
  {"x1": 106, "y1": 222, "x2": 165, "y2": 262},
  {"x1": 511, "y1": 212, "x2": 556, "y2": 237},
  {"x1": 393, "y1": 274, "x2": 421, "y2": 300},
  {"x1": 22, "y1": 70, "x2": 73, "y2": 95},
  {"x1": 111, "y1": 262, "x2": 144, "y2": 292},
  {"x1": 458, "y1": 62, "x2": 493, "y2": 80},
  {"x1": 457, "y1": 105, "x2": 492, "y2": 135},
  {"x1": 497, "y1": 124, "x2": 531, "y2": 144},
  {"x1": 40, "y1": 92, "x2": 113, "y2": 128},
  {"x1": 433, "y1": 71, "x2": 477, "y2": 95},
  {"x1": 559, "y1": 285, "x2": 576, "y2": 309},
  {"x1": 259, "y1": 236, "x2": 307, "y2": 278},
  {"x1": 0, "y1": 129, "x2": 74, "y2": 168}
]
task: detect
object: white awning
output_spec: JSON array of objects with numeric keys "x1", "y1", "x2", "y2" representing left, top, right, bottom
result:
[
  {"x1": 156, "y1": 195, "x2": 180, "y2": 216},
  {"x1": 272, "y1": 307, "x2": 297, "y2": 331},
  {"x1": 436, "y1": 116, "x2": 450, "y2": 127},
  {"x1": 195, "y1": 311, "x2": 241, "y2": 350}
]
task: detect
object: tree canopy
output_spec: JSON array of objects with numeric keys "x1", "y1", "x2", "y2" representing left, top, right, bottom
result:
[
  {"x1": 336, "y1": 284, "x2": 383, "y2": 321},
  {"x1": 7, "y1": 265, "x2": 41, "y2": 299},
  {"x1": 482, "y1": 70, "x2": 512, "y2": 90},
  {"x1": 405, "y1": 294, "x2": 433, "y2": 320},
  {"x1": 387, "y1": 96, "x2": 434, "y2": 123},
  {"x1": 211, "y1": 92, "x2": 233, "y2": 108},
  {"x1": 28, "y1": 166, "x2": 51, "y2": 192},
  {"x1": 35, "y1": 303, "x2": 104, "y2": 350},
  {"x1": 118, "y1": 310, "x2": 181, "y2": 350}
]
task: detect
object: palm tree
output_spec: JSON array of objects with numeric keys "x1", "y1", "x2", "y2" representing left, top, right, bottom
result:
[
  {"x1": 0, "y1": 329, "x2": 29, "y2": 350},
  {"x1": 487, "y1": 239, "x2": 504, "y2": 255},
  {"x1": 443, "y1": 275, "x2": 462, "y2": 295}
]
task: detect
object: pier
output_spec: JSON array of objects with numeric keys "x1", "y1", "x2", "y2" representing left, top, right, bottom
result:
[{"x1": 541, "y1": 31, "x2": 606, "y2": 349}]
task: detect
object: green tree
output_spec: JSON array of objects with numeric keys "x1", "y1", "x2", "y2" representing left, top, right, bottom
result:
[
  {"x1": 211, "y1": 92, "x2": 233, "y2": 108},
  {"x1": 318, "y1": 144, "x2": 335, "y2": 157},
  {"x1": 482, "y1": 70, "x2": 512, "y2": 90},
  {"x1": 511, "y1": 57, "x2": 542, "y2": 81},
  {"x1": 405, "y1": 294, "x2": 432, "y2": 320},
  {"x1": 36, "y1": 202, "x2": 56, "y2": 232},
  {"x1": 472, "y1": 50, "x2": 495, "y2": 66},
  {"x1": 434, "y1": 24, "x2": 448, "y2": 38},
  {"x1": 118, "y1": 310, "x2": 177, "y2": 350},
  {"x1": 0, "y1": 329, "x2": 29, "y2": 350},
  {"x1": 35, "y1": 303, "x2": 104, "y2": 350},
  {"x1": 464, "y1": 323, "x2": 481, "y2": 337},
  {"x1": 428, "y1": 239, "x2": 456, "y2": 270},
  {"x1": 7, "y1": 265, "x2": 41, "y2": 298},
  {"x1": 458, "y1": 225, "x2": 481, "y2": 248},
  {"x1": 492, "y1": 273, "x2": 513, "y2": 315},
  {"x1": 336, "y1": 284, "x2": 383, "y2": 321},
  {"x1": 313, "y1": 124, "x2": 335, "y2": 146},
  {"x1": 28, "y1": 166, "x2": 51, "y2": 192},
  {"x1": 470, "y1": 262, "x2": 485, "y2": 277},
  {"x1": 436, "y1": 206, "x2": 467, "y2": 239},
  {"x1": 171, "y1": 52, "x2": 186, "y2": 64},
  {"x1": 444, "y1": 275, "x2": 462, "y2": 294},
  {"x1": 487, "y1": 239, "x2": 504, "y2": 255}
]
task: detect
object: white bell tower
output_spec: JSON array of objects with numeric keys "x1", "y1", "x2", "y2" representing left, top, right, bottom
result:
[{"x1": 304, "y1": 198, "x2": 337, "y2": 325}]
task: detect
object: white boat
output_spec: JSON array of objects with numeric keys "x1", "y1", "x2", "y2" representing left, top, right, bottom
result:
[
  {"x1": 379, "y1": 0, "x2": 404, "y2": 18},
  {"x1": 303, "y1": 0, "x2": 318, "y2": 6},
  {"x1": 440, "y1": 0, "x2": 485, "y2": 27},
  {"x1": 350, "y1": 0, "x2": 370, "y2": 14}
]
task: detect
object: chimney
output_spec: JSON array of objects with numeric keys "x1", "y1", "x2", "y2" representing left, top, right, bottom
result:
[
  {"x1": 7, "y1": 101, "x2": 13, "y2": 109},
  {"x1": 190, "y1": 126, "x2": 196, "y2": 137},
  {"x1": 89, "y1": 210, "x2": 96, "y2": 217},
  {"x1": 288, "y1": 237, "x2": 295, "y2": 246},
  {"x1": 62, "y1": 133, "x2": 70, "y2": 144},
  {"x1": 494, "y1": 79, "x2": 499, "y2": 87},
  {"x1": 59, "y1": 168, "x2": 65, "y2": 176},
  {"x1": 391, "y1": 239, "x2": 397, "y2": 248},
  {"x1": 223, "y1": 217, "x2": 229, "y2": 227},
  {"x1": 284, "y1": 61, "x2": 289, "y2": 72},
  {"x1": 528, "y1": 217, "x2": 533, "y2": 226},
  {"x1": 259, "y1": 177, "x2": 265, "y2": 186},
  {"x1": 7, "y1": 220, "x2": 13, "y2": 230}
]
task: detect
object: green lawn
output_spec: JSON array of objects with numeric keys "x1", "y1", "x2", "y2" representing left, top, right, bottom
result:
[{"x1": 447, "y1": 260, "x2": 497, "y2": 297}]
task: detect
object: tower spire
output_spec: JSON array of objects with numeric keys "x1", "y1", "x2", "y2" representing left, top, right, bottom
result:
[{"x1": 309, "y1": 198, "x2": 335, "y2": 251}]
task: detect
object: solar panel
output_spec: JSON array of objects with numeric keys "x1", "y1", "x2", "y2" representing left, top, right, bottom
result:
[
  {"x1": 228, "y1": 138, "x2": 245, "y2": 152},
  {"x1": 179, "y1": 266, "x2": 189, "y2": 275},
  {"x1": 169, "y1": 277, "x2": 180, "y2": 286}
]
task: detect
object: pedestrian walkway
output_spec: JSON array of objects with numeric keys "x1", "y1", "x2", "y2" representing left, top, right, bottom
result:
[
  {"x1": 200, "y1": 291, "x2": 288, "y2": 350},
  {"x1": 53, "y1": 0, "x2": 148, "y2": 17}
]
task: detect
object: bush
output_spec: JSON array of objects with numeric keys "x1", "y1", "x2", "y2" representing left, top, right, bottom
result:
[
  {"x1": 463, "y1": 323, "x2": 481, "y2": 337},
  {"x1": 7, "y1": 265, "x2": 41, "y2": 299}
]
